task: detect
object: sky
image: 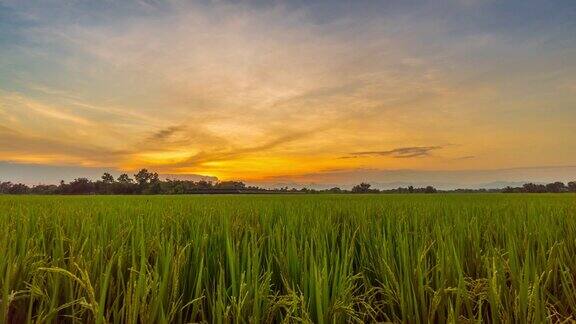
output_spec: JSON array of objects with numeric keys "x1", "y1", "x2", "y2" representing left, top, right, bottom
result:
[{"x1": 0, "y1": 0, "x2": 575, "y2": 188}]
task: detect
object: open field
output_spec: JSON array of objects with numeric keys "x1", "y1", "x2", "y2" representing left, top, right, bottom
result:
[{"x1": 1, "y1": 194, "x2": 576, "y2": 323}]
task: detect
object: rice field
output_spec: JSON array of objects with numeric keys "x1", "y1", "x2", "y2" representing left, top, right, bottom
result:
[{"x1": 1, "y1": 194, "x2": 575, "y2": 323}]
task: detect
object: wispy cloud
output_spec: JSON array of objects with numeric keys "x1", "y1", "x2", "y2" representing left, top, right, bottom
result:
[
  {"x1": 349, "y1": 146, "x2": 443, "y2": 159},
  {"x1": 2, "y1": 92, "x2": 91, "y2": 126},
  {"x1": 168, "y1": 127, "x2": 328, "y2": 169},
  {"x1": 148, "y1": 125, "x2": 185, "y2": 141},
  {"x1": 0, "y1": 125, "x2": 129, "y2": 167},
  {"x1": 453, "y1": 155, "x2": 476, "y2": 160}
]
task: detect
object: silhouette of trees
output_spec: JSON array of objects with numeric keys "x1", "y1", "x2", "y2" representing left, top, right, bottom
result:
[
  {"x1": 352, "y1": 182, "x2": 374, "y2": 193},
  {"x1": 381, "y1": 185, "x2": 437, "y2": 194},
  {"x1": 117, "y1": 174, "x2": 133, "y2": 183},
  {"x1": 0, "y1": 182, "x2": 29, "y2": 194},
  {"x1": 29, "y1": 184, "x2": 58, "y2": 194},
  {"x1": 101, "y1": 173, "x2": 115, "y2": 183},
  {"x1": 131, "y1": 169, "x2": 158, "y2": 194},
  {"x1": 0, "y1": 171, "x2": 575, "y2": 195},
  {"x1": 508, "y1": 182, "x2": 570, "y2": 193},
  {"x1": 424, "y1": 186, "x2": 437, "y2": 193},
  {"x1": 216, "y1": 181, "x2": 246, "y2": 190},
  {"x1": 63, "y1": 178, "x2": 95, "y2": 194},
  {"x1": 546, "y1": 181, "x2": 566, "y2": 193},
  {"x1": 523, "y1": 183, "x2": 547, "y2": 193},
  {"x1": 0, "y1": 182, "x2": 12, "y2": 194},
  {"x1": 134, "y1": 169, "x2": 158, "y2": 186}
]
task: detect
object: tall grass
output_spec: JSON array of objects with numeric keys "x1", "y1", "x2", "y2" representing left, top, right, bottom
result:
[{"x1": 1, "y1": 194, "x2": 575, "y2": 323}]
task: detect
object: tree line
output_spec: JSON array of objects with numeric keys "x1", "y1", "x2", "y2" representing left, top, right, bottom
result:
[
  {"x1": 501, "y1": 182, "x2": 576, "y2": 193},
  {"x1": 0, "y1": 169, "x2": 262, "y2": 195},
  {"x1": 0, "y1": 169, "x2": 575, "y2": 195}
]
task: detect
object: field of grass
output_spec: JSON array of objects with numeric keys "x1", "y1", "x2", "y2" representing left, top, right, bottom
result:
[{"x1": 1, "y1": 194, "x2": 575, "y2": 323}]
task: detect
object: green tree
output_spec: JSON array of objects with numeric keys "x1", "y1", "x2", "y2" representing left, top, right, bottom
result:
[
  {"x1": 117, "y1": 174, "x2": 133, "y2": 183},
  {"x1": 101, "y1": 173, "x2": 115, "y2": 184}
]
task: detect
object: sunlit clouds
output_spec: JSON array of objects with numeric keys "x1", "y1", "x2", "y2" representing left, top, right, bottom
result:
[{"x1": 0, "y1": 0, "x2": 575, "y2": 184}]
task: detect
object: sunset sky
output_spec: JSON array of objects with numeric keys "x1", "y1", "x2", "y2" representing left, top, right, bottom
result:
[{"x1": 1, "y1": 0, "x2": 575, "y2": 188}]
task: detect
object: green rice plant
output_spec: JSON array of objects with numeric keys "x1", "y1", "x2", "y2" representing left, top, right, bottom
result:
[{"x1": 1, "y1": 193, "x2": 575, "y2": 323}]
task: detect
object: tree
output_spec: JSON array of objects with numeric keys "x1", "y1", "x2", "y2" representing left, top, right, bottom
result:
[
  {"x1": 0, "y1": 182, "x2": 13, "y2": 194},
  {"x1": 134, "y1": 169, "x2": 159, "y2": 186},
  {"x1": 112, "y1": 174, "x2": 136, "y2": 194},
  {"x1": 568, "y1": 181, "x2": 576, "y2": 193},
  {"x1": 132, "y1": 169, "x2": 160, "y2": 194},
  {"x1": 196, "y1": 180, "x2": 213, "y2": 190},
  {"x1": 1, "y1": 182, "x2": 30, "y2": 194},
  {"x1": 30, "y1": 184, "x2": 58, "y2": 194},
  {"x1": 66, "y1": 178, "x2": 94, "y2": 194},
  {"x1": 9, "y1": 183, "x2": 29, "y2": 194},
  {"x1": 145, "y1": 173, "x2": 161, "y2": 194},
  {"x1": 101, "y1": 173, "x2": 115, "y2": 184},
  {"x1": 216, "y1": 181, "x2": 246, "y2": 190},
  {"x1": 117, "y1": 174, "x2": 133, "y2": 183},
  {"x1": 424, "y1": 186, "x2": 437, "y2": 193},
  {"x1": 523, "y1": 183, "x2": 546, "y2": 193},
  {"x1": 134, "y1": 169, "x2": 150, "y2": 186},
  {"x1": 545, "y1": 182, "x2": 565, "y2": 193},
  {"x1": 352, "y1": 182, "x2": 371, "y2": 193}
]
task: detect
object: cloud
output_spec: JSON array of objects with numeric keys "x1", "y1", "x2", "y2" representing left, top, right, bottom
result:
[
  {"x1": 148, "y1": 125, "x2": 185, "y2": 141},
  {"x1": 168, "y1": 127, "x2": 328, "y2": 169},
  {"x1": 349, "y1": 146, "x2": 443, "y2": 159},
  {"x1": 454, "y1": 155, "x2": 476, "y2": 160},
  {"x1": 2, "y1": 92, "x2": 91, "y2": 126},
  {"x1": 0, "y1": 124, "x2": 131, "y2": 166}
]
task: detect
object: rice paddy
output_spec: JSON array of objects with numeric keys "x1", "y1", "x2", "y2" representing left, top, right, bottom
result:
[{"x1": 1, "y1": 194, "x2": 575, "y2": 323}]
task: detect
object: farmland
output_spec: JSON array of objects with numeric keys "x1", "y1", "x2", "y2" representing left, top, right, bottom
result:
[{"x1": 1, "y1": 194, "x2": 575, "y2": 323}]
